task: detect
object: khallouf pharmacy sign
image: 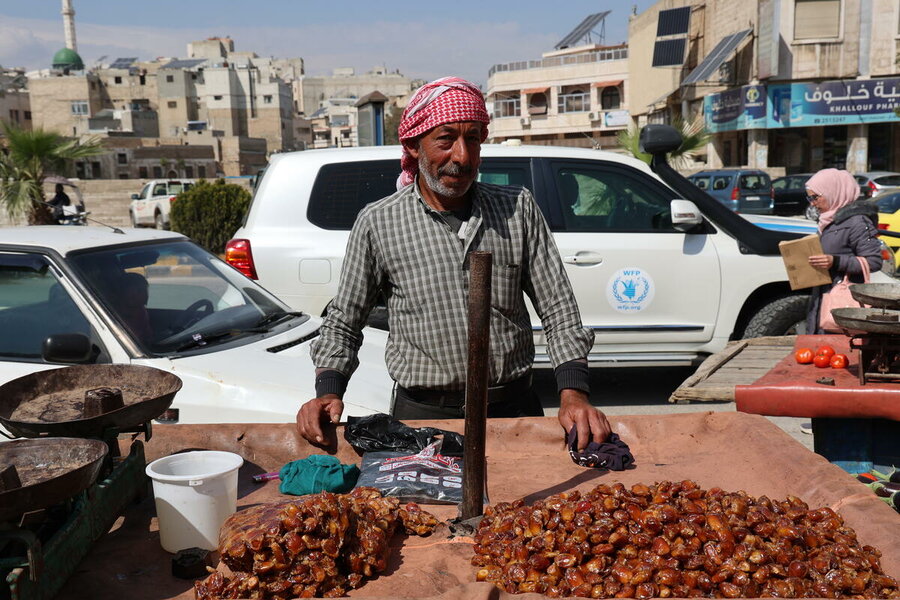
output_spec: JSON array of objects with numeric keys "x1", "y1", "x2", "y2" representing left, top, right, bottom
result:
[
  {"x1": 767, "y1": 77, "x2": 900, "y2": 128},
  {"x1": 704, "y1": 85, "x2": 767, "y2": 133}
]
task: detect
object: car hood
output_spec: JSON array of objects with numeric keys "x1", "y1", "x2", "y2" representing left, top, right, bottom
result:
[{"x1": 133, "y1": 319, "x2": 393, "y2": 424}]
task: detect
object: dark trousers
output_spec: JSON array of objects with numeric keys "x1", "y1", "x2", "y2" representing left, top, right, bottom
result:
[{"x1": 392, "y1": 372, "x2": 544, "y2": 420}]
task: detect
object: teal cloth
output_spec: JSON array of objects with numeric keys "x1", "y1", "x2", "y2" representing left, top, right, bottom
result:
[{"x1": 278, "y1": 455, "x2": 359, "y2": 496}]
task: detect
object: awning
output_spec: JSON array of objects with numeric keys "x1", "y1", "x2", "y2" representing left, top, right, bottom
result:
[
  {"x1": 591, "y1": 80, "x2": 623, "y2": 89},
  {"x1": 647, "y1": 89, "x2": 677, "y2": 107},
  {"x1": 681, "y1": 29, "x2": 752, "y2": 86},
  {"x1": 523, "y1": 87, "x2": 549, "y2": 95}
]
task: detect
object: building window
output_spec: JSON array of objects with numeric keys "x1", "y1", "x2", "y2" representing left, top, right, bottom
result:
[
  {"x1": 91, "y1": 162, "x2": 101, "y2": 178},
  {"x1": 152, "y1": 166, "x2": 162, "y2": 178},
  {"x1": 601, "y1": 87, "x2": 621, "y2": 110},
  {"x1": 198, "y1": 165, "x2": 206, "y2": 178},
  {"x1": 114, "y1": 76, "x2": 122, "y2": 84},
  {"x1": 184, "y1": 165, "x2": 193, "y2": 178},
  {"x1": 528, "y1": 92, "x2": 548, "y2": 116},
  {"x1": 24, "y1": 111, "x2": 31, "y2": 120},
  {"x1": 117, "y1": 153, "x2": 127, "y2": 165},
  {"x1": 139, "y1": 166, "x2": 148, "y2": 178},
  {"x1": 558, "y1": 87, "x2": 590, "y2": 113},
  {"x1": 213, "y1": 95, "x2": 223, "y2": 101},
  {"x1": 8, "y1": 109, "x2": 19, "y2": 123},
  {"x1": 166, "y1": 74, "x2": 174, "y2": 83},
  {"x1": 492, "y1": 94, "x2": 521, "y2": 118},
  {"x1": 118, "y1": 172, "x2": 129, "y2": 179},
  {"x1": 139, "y1": 74, "x2": 146, "y2": 85},
  {"x1": 794, "y1": 0, "x2": 841, "y2": 39},
  {"x1": 263, "y1": 95, "x2": 272, "y2": 104},
  {"x1": 70, "y1": 101, "x2": 89, "y2": 115},
  {"x1": 167, "y1": 101, "x2": 177, "y2": 108}
]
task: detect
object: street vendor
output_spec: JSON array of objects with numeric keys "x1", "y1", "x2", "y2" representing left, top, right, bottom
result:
[{"x1": 296, "y1": 76, "x2": 611, "y2": 450}]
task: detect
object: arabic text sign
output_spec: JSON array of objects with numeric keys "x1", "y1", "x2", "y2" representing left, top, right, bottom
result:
[
  {"x1": 767, "y1": 78, "x2": 900, "y2": 128},
  {"x1": 704, "y1": 85, "x2": 767, "y2": 132}
]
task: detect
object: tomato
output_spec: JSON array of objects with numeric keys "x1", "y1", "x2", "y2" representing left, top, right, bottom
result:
[
  {"x1": 816, "y1": 345, "x2": 836, "y2": 359},
  {"x1": 830, "y1": 354, "x2": 849, "y2": 369},
  {"x1": 795, "y1": 348, "x2": 814, "y2": 364},
  {"x1": 813, "y1": 354, "x2": 832, "y2": 368}
]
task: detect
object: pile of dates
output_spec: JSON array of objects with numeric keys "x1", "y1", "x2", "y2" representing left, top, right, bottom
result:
[
  {"x1": 472, "y1": 480, "x2": 899, "y2": 598},
  {"x1": 195, "y1": 487, "x2": 439, "y2": 599}
]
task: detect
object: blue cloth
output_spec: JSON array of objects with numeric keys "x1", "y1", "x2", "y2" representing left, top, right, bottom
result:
[{"x1": 278, "y1": 455, "x2": 359, "y2": 496}]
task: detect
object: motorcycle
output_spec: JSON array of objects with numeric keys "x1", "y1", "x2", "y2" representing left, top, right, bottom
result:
[{"x1": 45, "y1": 176, "x2": 88, "y2": 225}]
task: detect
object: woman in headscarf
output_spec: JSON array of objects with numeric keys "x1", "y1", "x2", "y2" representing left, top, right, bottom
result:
[{"x1": 805, "y1": 168, "x2": 882, "y2": 333}]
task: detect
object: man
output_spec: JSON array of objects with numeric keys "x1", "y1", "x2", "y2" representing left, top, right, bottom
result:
[{"x1": 297, "y1": 76, "x2": 611, "y2": 450}]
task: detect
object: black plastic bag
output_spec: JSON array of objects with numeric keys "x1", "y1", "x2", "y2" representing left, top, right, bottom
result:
[{"x1": 344, "y1": 413, "x2": 464, "y2": 456}]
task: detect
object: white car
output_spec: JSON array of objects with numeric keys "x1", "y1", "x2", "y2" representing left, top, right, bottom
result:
[
  {"x1": 0, "y1": 227, "x2": 392, "y2": 426},
  {"x1": 129, "y1": 179, "x2": 195, "y2": 230},
  {"x1": 227, "y1": 132, "x2": 894, "y2": 369}
]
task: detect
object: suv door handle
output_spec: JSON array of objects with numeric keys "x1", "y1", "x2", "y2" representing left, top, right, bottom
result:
[{"x1": 563, "y1": 253, "x2": 602, "y2": 265}]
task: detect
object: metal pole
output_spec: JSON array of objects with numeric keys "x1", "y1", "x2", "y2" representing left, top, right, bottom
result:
[{"x1": 460, "y1": 251, "x2": 491, "y2": 520}]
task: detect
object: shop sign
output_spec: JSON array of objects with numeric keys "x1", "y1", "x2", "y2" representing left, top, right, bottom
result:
[
  {"x1": 603, "y1": 110, "x2": 630, "y2": 128},
  {"x1": 703, "y1": 85, "x2": 767, "y2": 132},
  {"x1": 767, "y1": 78, "x2": 900, "y2": 128}
]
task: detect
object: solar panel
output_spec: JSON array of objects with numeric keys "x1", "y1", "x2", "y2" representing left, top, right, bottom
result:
[
  {"x1": 109, "y1": 57, "x2": 137, "y2": 70},
  {"x1": 161, "y1": 58, "x2": 208, "y2": 70},
  {"x1": 682, "y1": 29, "x2": 751, "y2": 85},
  {"x1": 555, "y1": 11, "x2": 611, "y2": 49},
  {"x1": 657, "y1": 7, "x2": 691, "y2": 36},
  {"x1": 652, "y1": 38, "x2": 687, "y2": 67}
]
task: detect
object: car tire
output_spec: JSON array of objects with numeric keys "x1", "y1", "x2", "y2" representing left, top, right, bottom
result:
[
  {"x1": 154, "y1": 211, "x2": 167, "y2": 230},
  {"x1": 741, "y1": 295, "x2": 808, "y2": 338}
]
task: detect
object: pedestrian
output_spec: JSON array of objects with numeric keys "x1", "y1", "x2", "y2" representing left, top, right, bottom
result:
[
  {"x1": 805, "y1": 168, "x2": 882, "y2": 334},
  {"x1": 296, "y1": 76, "x2": 611, "y2": 450}
]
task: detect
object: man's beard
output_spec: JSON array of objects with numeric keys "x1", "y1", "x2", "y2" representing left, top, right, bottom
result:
[{"x1": 418, "y1": 152, "x2": 476, "y2": 199}]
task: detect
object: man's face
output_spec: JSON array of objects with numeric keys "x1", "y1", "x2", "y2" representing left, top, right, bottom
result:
[{"x1": 410, "y1": 121, "x2": 483, "y2": 200}]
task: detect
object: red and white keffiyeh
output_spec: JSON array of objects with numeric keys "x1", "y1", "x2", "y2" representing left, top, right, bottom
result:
[{"x1": 396, "y1": 76, "x2": 490, "y2": 189}]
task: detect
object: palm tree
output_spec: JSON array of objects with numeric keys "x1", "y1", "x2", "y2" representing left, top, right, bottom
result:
[
  {"x1": 0, "y1": 123, "x2": 104, "y2": 224},
  {"x1": 617, "y1": 116, "x2": 710, "y2": 170}
]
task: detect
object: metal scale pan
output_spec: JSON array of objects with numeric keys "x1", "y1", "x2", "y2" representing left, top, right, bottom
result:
[
  {"x1": 0, "y1": 364, "x2": 182, "y2": 439},
  {"x1": 0, "y1": 437, "x2": 108, "y2": 523},
  {"x1": 850, "y1": 283, "x2": 900, "y2": 310},
  {"x1": 831, "y1": 308, "x2": 900, "y2": 335}
]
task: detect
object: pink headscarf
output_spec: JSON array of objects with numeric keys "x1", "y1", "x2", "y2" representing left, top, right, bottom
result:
[
  {"x1": 807, "y1": 168, "x2": 860, "y2": 232},
  {"x1": 396, "y1": 76, "x2": 490, "y2": 189}
]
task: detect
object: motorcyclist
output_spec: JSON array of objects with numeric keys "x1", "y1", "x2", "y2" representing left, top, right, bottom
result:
[{"x1": 47, "y1": 183, "x2": 85, "y2": 225}]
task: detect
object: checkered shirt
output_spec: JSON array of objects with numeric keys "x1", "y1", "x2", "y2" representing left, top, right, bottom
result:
[{"x1": 309, "y1": 181, "x2": 594, "y2": 390}]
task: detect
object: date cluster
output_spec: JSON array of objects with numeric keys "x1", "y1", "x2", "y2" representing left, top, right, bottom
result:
[
  {"x1": 472, "y1": 480, "x2": 899, "y2": 598},
  {"x1": 194, "y1": 487, "x2": 439, "y2": 599}
]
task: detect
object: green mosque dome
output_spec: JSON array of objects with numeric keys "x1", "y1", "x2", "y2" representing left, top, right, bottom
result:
[{"x1": 52, "y1": 47, "x2": 84, "y2": 71}]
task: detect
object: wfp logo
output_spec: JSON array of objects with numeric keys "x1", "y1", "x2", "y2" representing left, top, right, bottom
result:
[
  {"x1": 612, "y1": 273, "x2": 650, "y2": 304},
  {"x1": 606, "y1": 267, "x2": 655, "y2": 313},
  {"x1": 746, "y1": 87, "x2": 760, "y2": 103}
]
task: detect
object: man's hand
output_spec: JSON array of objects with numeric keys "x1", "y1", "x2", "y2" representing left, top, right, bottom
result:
[
  {"x1": 557, "y1": 389, "x2": 611, "y2": 451},
  {"x1": 296, "y1": 394, "x2": 344, "y2": 445}
]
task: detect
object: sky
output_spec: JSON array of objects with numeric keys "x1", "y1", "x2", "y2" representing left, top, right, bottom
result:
[{"x1": 0, "y1": 1, "x2": 657, "y2": 87}]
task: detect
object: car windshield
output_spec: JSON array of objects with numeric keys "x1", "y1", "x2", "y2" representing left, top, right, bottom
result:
[
  {"x1": 67, "y1": 239, "x2": 304, "y2": 354},
  {"x1": 876, "y1": 194, "x2": 900, "y2": 214}
]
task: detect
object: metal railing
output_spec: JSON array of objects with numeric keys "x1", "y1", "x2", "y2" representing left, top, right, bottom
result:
[{"x1": 488, "y1": 47, "x2": 628, "y2": 78}]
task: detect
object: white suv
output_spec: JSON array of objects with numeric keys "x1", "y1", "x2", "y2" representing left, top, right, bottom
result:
[
  {"x1": 227, "y1": 140, "x2": 894, "y2": 368},
  {"x1": 129, "y1": 179, "x2": 195, "y2": 229}
]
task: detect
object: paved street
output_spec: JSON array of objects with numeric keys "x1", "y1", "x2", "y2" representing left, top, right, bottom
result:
[{"x1": 534, "y1": 366, "x2": 814, "y2": 452}]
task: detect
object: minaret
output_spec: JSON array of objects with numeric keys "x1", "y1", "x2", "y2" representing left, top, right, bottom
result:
[{"x1": 62, "y1": 0, "x2": 77, "y2": 52}]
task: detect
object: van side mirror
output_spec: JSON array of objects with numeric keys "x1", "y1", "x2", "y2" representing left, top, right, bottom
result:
[
  {"x1": 42, "y1": 333, "x2": 93, "y2": 364},
  {"x1": 640, "y1": 125, "x2": 683, "y2": 156},
  {"x1": 670, "y1": 200, "x2": 704, "y2": 232}
]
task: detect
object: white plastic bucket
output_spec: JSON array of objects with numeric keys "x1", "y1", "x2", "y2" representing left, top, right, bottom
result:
[{"x1": 145, "y1": 451, "x2": 244, "y2": 553}]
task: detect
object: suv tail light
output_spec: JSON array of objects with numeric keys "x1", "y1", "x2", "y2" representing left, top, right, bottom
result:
[
  {"x1": 869, "y1": 181, "x2": 877, "y2": 193},
  {"x1": 225, "y1": 238, "x2": 258, "y2": 279},
  {"x1": 879, "y1": 223, "x2": 889, "y2": 230},
  {"x1": 169, "y1": 195, "x2": 177, "y2": 203},
  {"x1": 731, "y1": 187, "x2": 740, "y2": 202}
]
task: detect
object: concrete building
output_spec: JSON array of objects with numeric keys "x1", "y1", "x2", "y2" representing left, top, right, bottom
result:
[
  {"x1": 628, "y1": 0, "x2": 900, "y2": 173},
  {"x1": 486, "y1": 43, "x2": 629, "y2": 148},
  {"x1": 28, "y1": 72, "x2": 104, "y2": 136},
  {"x1": 0, "y1": 67, "x2": 31, "y2": 131},
  {"x1": 295, "y1": 66, "x2": 419, "y2": 116}
]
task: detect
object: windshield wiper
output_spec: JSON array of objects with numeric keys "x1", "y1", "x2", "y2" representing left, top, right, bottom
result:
[
  {"x1": 173, "y1": 331, "x2": 238, "y2": 353},
  {"x1": 250, "y1": 311, "x2": 304, "y2": 331}
]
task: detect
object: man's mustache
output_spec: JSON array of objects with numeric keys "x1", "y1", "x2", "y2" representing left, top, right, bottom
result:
[{"x1": 438, "y1": 163, "x2": 475, "y2": 177}]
